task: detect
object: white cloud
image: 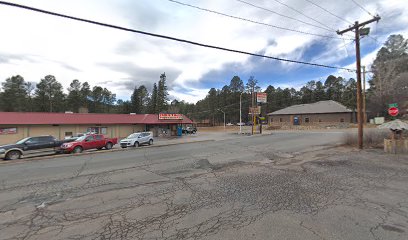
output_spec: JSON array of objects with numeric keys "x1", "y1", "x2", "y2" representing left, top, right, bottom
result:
[{"x1": 0, "y1": 0, "x2": 407, "y2": 103}]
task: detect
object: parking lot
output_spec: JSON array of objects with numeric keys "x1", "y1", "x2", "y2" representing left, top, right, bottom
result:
[{"x1": 1, "y1": 130, "x2": 407, "y2": 239}]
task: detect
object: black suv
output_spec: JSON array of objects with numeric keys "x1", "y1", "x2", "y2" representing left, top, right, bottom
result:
[{"x1": 0, "y1": 136, "x2": 73, "y2": 160}]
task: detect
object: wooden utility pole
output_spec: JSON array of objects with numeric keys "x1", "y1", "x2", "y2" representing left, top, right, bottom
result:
[
  {"x1": 337, "y1": 15, "x2": 380, "y2": 149},
  {"x1": 362, "y1": 66, "x2": 367, "y2": 125},
  {"x1": 251, "y1": 85, "x2": 255, "y2": 135}
]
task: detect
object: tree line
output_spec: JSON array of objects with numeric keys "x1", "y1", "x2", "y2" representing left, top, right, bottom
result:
[
  {"x1": 0, "y1": 34, "x2": 406, "y2": 124},
  {"x1": 0, "y1": 73, "x2": 170, "y2": 114}
]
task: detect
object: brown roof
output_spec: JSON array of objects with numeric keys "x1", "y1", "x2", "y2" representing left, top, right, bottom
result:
[
  {"x1": 268, "y1": 100, "x2": 352, "y2": 115},
  {"x1": 0, "y1": 112, "x2": 193, "y2": 125}
]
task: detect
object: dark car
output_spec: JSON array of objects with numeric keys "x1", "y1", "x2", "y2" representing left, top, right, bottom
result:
[{"x1": 0, "y1": 136, "x2": 74, "y2": 160}]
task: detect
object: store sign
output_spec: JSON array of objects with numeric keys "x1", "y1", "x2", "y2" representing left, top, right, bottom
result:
[
  {"x1": 249, "y1": 106, "x2": 261, "y2": 115},
  {"x1": 159, "y1": 113, "x2": 183, "y2": 120},
  {"x1": 257, "y1": 92, "x2": 267, "y2": 103},
  {"x1": 0, "y1": 127, "x2": 17, "y2": 135}
]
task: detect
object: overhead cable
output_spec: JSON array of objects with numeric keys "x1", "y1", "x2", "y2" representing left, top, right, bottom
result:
[
  {"x1": 235, "y1": 0, "x2": 333, "y2": 32},
  {"x1": 304, "y1": 0, "x2": 353, "y2": 25},
  {"x1": 271, "y1": 0, "x2": 337, "y2": 32},
  {"x1": 168, "y1": 0, "x2": 353, "y2": 40},
  {"x1": 0, "y1": 1, "x2": 356, "y2": 72},
  {"x1": 350, "y1": 0, "x2": 376, "y2": 17}
]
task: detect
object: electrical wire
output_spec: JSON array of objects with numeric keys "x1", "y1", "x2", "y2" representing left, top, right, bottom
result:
[
  {"x1": 235, "y1": 0, "x2": 333, "y2": 32},
  {"x1": 0, "y1": 1, "x2": 356, "y2": 72},
  {"x1": 271, "y1": 0, "x2": 337, "y2": 32},
  {"x1": 350, "y1": 0, "x2": 375, "y2": 17},
  {"x1": 304, "y1": 0, "x2": 353, "y2": 25},
  {"x1": 168, "y1": 0, "x2": 353, "y2": 40}
]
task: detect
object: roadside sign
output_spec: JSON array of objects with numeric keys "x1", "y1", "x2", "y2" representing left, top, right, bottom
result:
[
  {"x1": 388, "y1": 107, "x2": 399, "y2": 117},
  {"x1": 388, "y1": 103, "x2": 398, "y2": 108},
  {"x1": 257, "y1": 92, "x2": 267, "y2": 103},
  {"x1": 249, "y1": 106, "x2": 261, "y2": 115}
]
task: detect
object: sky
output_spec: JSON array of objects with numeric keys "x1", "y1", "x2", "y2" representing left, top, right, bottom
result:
[{"x1": 0, "y1": 0, "x2": 407, "y2": 103}]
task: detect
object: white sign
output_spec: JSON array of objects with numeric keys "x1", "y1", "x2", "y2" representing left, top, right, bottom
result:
[{"x1": 257, "y1": 92, "x2": 267, "y2": 103}]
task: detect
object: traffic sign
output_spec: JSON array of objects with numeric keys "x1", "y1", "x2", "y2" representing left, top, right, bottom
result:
[
  {"x1": 389, "y1": 103, "x2": 398, "y2": 108},
  {"x1": 388, "y1": 107, "x2": 399, "y2": 117}
]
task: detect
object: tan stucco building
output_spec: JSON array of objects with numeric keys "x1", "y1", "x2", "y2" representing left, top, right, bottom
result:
[
  {"x1": 0, "y1": 112, "x2": 193, "y2": 145},
  {"x1": 268, "y1": 100, "x2": 354, "y2": 127}
]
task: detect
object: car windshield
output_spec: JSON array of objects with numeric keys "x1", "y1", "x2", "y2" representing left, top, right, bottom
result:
[
  {"x1": 16, "y1": 137, "x2": 30, "y2": 144},
  {"x1": 127, "y1": 133, "x2": 139, "y2": 139},
  {"x1": 75, "y1": 135, "x2": 87, "y2": 142}
]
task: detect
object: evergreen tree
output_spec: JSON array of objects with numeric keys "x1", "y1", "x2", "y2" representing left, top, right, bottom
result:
[
  {"x1": 66, "y1": 79, "x2": 82, "y2": 112},
  {"x1": 0, "y1": 75, "x2": 28, "y2": 112},
  {"x1": 148, "y1": 83, "x2": 158, "y2": 114},
  {"x1": 157, "y1": 73, "x2": 169, "y2": 113},
  {"x1": 34, "y1": 75, "x2": 65, "y2": 112}
]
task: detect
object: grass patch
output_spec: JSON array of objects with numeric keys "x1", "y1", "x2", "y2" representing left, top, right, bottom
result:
[{"x1": 343, "y1": 129, "x2": 390, "y2": 148}]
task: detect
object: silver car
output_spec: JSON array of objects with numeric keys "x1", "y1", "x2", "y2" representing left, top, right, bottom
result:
[{"x1": 120, "y1": 132, "x2": 153, "y2": 148}]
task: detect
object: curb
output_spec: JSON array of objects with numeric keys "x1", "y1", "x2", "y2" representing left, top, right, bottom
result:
[{"x1": 0, "y1": 139, "x2": 215, "y2": 165}]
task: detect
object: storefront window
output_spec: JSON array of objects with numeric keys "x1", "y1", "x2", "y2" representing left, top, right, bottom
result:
[{"x1": 87, "y1": 127, "x2": 107, "y2": 134}]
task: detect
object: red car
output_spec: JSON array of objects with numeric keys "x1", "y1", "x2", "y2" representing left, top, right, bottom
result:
[{"x1": 59, "y1": 134, "x2": 118, "y2": 153}]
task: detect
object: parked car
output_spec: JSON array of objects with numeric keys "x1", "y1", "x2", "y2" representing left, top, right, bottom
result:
[
  {"x1": 59, "y1": 134, "x2": 118, "y2": 153},
  {"x1": 120, "y1": 132, "x2": 153, "y2": 148},
  {"x1": 0, "y1": 135, "x2": 74, "y2": 160},
  {"x1": 236, "y1": 122, "x2": 245, "y2": 126},
  {"x1": 226, "y1": 123, "x2": 234, "y2": 126},
  {"x1": 182, "y1": 126, "x2": 197, "y2": 134}
]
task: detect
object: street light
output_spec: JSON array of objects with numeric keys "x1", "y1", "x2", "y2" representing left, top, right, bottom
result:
[{"x1": 217, "y1": 109, "x2": 226, "y2": 131}]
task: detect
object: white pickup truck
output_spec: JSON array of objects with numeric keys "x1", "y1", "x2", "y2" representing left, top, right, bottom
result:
[{"x1": 120, "y1": 132, "x2": 153, "y2": 148}]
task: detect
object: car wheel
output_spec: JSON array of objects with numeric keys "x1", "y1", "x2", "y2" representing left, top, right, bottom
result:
[
  {"x1": 105, "y1": 142, "x2": 113, "y2": 150},
  {"x1": 6, "y1": 150, "x2": 21, "y2": 160},
  {"x1": 149, "y1": 139, "x2": 153, "y2": 145},
  {"x1": 73, "y1": 146, "x2": 83, "y2": 154},
  {"x1": 134, "y1": 142, "x2": 139, "y2": 147}
]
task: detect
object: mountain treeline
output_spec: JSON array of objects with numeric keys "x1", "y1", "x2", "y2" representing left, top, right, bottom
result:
[{"x1": 0, "y1": 34, "x2": 406, "y2": 124}]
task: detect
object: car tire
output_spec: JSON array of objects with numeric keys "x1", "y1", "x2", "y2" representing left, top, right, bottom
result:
[
  {"x1": 73, "y1": 146, "x2": 83, "y2": 154},
  {"x1": 5, "y1": 150, "x2": 21, "y2": 160},
  {"x1": 149, "y1": 139, "x2": 153, "y2": 145},
  {"x1": 134, "y1": 142, "x2": 139, "y2": 147},
  {"x1": 105, "y1": 142, "x2": 113, "y2": 150}
]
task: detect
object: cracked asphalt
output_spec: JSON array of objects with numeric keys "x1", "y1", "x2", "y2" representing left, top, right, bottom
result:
[{"x1": 0, "y1": 131, "x2": 407, "y2": 240}]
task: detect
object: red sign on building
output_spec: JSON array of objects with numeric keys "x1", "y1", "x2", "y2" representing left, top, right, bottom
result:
[
  {"x1": 388, "y1": 107, "x2": 399, "y2": 117},
  {"x1": 158, "y1": 113, "x2": 183, "y2": 120}
]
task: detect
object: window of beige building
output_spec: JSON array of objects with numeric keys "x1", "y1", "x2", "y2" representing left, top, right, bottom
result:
[
  {"x1": 340, "y1": 118, "x2": 345, "y2": 122},
  {"x1": 305, "y1": 117, "x2": 310, "y2": 123}
]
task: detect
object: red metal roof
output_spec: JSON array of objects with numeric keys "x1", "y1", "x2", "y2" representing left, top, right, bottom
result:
[{"x1": 0, "y1": 112, "x2": 193, "y2": 125}]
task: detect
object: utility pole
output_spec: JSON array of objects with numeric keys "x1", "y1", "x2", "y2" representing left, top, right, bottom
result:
[
  {"x1": 251, "y1": 85, "x2": 255, "y2": 135},
  {"x1": 337, "y1": 15, "x2": 380, "y2": 149},
  {"x1": 239, "y1": 92, "x2": 242, "y2": 134},
  {"x1": 362, "y1": 66, "x2": 367, "y2": 125}
]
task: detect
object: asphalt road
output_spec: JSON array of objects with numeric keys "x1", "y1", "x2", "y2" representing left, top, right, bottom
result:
[{"x1": 1, "y1": 131, "x2": 407, "y2": 240}]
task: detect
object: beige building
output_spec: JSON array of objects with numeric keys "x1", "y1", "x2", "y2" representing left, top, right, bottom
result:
[
  {"x1": 268, "y1": 100, "x2": 354, "y2": 127},
  {"x1": 0, "y1": 112, "x2": 193, "y2": 145}
]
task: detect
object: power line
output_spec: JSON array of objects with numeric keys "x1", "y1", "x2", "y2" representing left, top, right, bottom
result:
[
  {"x1": 0, "y1": 1, "x2": 356, "y2": 72},
  {"x1": 350, "y1": 0, "x2": 375, "y2": 17},
  {"x1": 304, "y1": 0, "x2": 353, "y2": 25},
  {"x1": 168, "y1": 0, "x2": 353, "y2": 40},
  {"x1": 271, "y1": 0, "x2": 337, "y2": 32},
  {"x1": 235, "y1": 0, "x2": 333, "y2": 32}
]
